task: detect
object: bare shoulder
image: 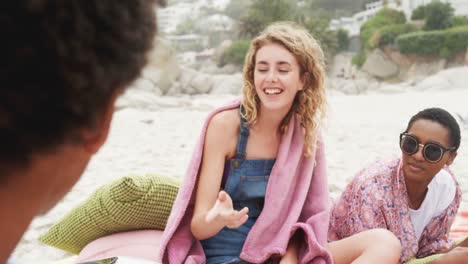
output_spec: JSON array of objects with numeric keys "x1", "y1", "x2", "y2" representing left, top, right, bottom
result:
[
  {"x1": 207, "y1": 108, "x2": 240, "y2": 136},
  {"x1": 205, "y1": 108, "x2": 240, "y2": 157}
]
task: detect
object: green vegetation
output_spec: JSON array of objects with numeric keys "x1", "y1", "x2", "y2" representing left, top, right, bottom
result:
[
  {"x1": 449, "y1": 16, "x2": 468, "y2": 28},
  {"x1": 370, "y1": 23, "x2": 417, "y2": 48},
  {"x1": 423, "y1": 1, "x2": 454, "y2": 30},
  {"x1": 352, "y1": 8, "x2": 406, "y2": 67},
  {"x1": 337, "y1": 29, "x2": 350, "y2": 51},
  {"x1": 175, "y1": 19, "x2": 196, "y2": 35},
  {"x1": 303, "y1": 0, "x2": 376, "y2": 18},
  {"x1": 219, "y1": 40, "x2": 251, "y2": 66},
  {"x1": 238, "y1": 0, "x2": 298, "y2": 39},
  {"x1": 351, "y1": 1, "x2": 466, "y2": 66},
  {"x1": 360, "y1": 8, "x2": 406, "y2": 48},
  {"x1": 352, "y1": 52, "x2": 367, "y2": 67},
  {"x1": 397, "y1": 26, "x2": 468, "y2": 58},
  {"x1": 410, "y1": 1, "x2": 454, "y2": 30},
  {"x1": 224, "y1": 0, "x2": 341, "y2": 66},
  {"x1": 304, "y1": 17, "x2": 338, "y2": 55},
  {"x1": 411, "y1": 5, "x2": 426, "y2": 20},
  {"x1": 394, "y1": 1, "x2": 466, "y2": 59},
  {"x1": 224, "y1": 0, "x2": 251, "y2": 20}
]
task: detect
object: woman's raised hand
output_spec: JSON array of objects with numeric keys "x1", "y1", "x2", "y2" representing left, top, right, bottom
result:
[{"x1": 205, "y1": 190, "x2": 249, "y2": 228}]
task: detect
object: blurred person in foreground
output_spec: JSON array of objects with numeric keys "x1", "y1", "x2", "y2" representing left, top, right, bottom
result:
[{"x1": 0, "y1": 0, "x2": 165, "y2": 262}]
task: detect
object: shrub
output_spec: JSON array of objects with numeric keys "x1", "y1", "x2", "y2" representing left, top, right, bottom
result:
[
  {"x1": 220, "y1": 40, "x2": 251, "y2": 66},
  {"x1": 411, "y1": 5, "x2": 427, "y2": 20},
  {"x1": 370, "y1": 23, "x2": 417, "y2": 48},
  {"x1": 396, "y1": 26, "x2": 468, "y2": 58},
  {"x1": 449, "y1": 16, "x2": 468, "y2": 28},
  {"x1": 352, "y1": 51, "x2": 367, "y2": 67},
  {"x1": 361, "y1": 8, "x2": 406, "y2": 48},
  {"x1": 397, "y1": 31, "x2": 446, "y2": 56},
  {"x1": 443, "y1": 26, "x2": 468, "y2": 57},
  {"x1": 423, "y1": 1, "x2": 454, "y2": 30},
  {"x1": 337, "y1": 29, "x2": 350, "y2": 51}
]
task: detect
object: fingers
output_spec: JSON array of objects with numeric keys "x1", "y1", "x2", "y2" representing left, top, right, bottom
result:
[
  {"x1": 224, "y1": 207, "x2": 249, "y2": 229},
  {"x1": 218, "y1": 190, "x2": 233, "y2": 204},
  {"x1": 206, "y1": 191, "x2": 249, "y2": 228},
  {"x1": 205, "y1": 191, "x2": 233, "y2": 223},
  {"x1": 226, "y1": 213, "x2": 249, "y2": 229}
]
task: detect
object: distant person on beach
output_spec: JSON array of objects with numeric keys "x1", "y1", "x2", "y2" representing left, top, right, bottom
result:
[
  {"x1": 329, "y1": 107, "x2": 468, "y2": 263},
  {"x1": 0, "y1": 0, "x2": 164, "y2": 262},
  {"x1": 159, "y1": 22, "x2": 401, "y2": 264}
]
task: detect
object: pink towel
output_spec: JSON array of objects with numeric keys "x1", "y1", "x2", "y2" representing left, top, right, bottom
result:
[{"x1": 158, "y1": 100, "x2": 333, "y2": 264}]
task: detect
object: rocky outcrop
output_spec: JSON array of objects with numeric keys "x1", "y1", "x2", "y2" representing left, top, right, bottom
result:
[
  {"x1": 362, "y1": 49, "x2": 399, "y2": 79},
  {"x1": 413, "y1": 67, "x2": 468, "y2": 91},
  {"x1": 143, "y1": 38, "x2": 182, "y2": 94},
  {"x1": 165, "y1": 67, "x2": 242, "y2": 95},
  {"x1": 403, "y1": 59, "x2": 447, "y2": 82}
]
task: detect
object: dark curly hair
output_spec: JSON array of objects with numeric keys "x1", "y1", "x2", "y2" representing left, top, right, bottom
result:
[
  {"x1": 405, "y1": 107, "x2": 461, "y2": 151},
  {"x1": 0, "y1": 0, "x2": 162, "y2": 170}
]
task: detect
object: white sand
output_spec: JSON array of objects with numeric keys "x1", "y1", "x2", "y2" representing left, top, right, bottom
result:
[{"x1": 11, "y1": 90, "x2": 468, "y2": 263}]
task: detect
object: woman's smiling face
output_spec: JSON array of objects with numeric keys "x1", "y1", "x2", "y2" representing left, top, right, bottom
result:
[{"x1": 253, "y1": 42, "x2": 304, "y2": 112}]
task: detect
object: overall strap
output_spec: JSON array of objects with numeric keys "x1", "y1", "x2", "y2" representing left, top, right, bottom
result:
[{"x1": 235, "y1": 106, "x2": 249, "y2": 160}]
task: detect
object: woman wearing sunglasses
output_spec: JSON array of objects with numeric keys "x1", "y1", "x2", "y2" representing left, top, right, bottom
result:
[{"x1": 329, "y1": 107, "x2": 468, "y2": 263}]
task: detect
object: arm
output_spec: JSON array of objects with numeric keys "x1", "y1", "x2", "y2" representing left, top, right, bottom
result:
[
  {"x1": 190, "y1": 111, "x2": 248, "y2": 240},
  {"x1": 329, "y1": 166, "x2": 388, "y2": 241},
  {"x1": 280, "y1": 231, "x2": 302, "y2": 264}
]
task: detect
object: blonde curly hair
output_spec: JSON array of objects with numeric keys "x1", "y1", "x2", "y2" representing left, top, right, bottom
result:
[{"x1": 241, "y1": 21, "x2": 327, "y2": 156}]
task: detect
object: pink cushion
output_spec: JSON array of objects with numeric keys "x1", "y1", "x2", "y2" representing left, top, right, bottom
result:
[{"x1": 75, "y1": 230, "x2": 163, "y2": 263}]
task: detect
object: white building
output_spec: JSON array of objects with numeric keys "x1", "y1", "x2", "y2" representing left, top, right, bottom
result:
[
  {"x1": 196, "y1": 14, "x2": 235, "y2": 32},
  {"x1": 166, "y1": 34, "x2": 208, "y2": 51},
  {"x1": 330, "y1": 0, "x2": 468, "y2": 37},
  {"x1": 157, "y1": 0, "x2": 235, "y2": 35},
  {"x1": 157, "y1": 3, "x2": 199, "y2": 34}
]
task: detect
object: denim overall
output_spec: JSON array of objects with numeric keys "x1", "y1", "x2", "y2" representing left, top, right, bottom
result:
[{"x1": 200, "y1": 112, "x2": 276, "y2": 264}]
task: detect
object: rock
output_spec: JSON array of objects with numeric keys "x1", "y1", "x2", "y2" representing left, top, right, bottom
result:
[
  {"x1": 415, "y1": 75, "x2": 450, "y2": 91},
  {"x1": 177, "y1": 67, "x2": 198, "y2": 91},
  {"x1": 198, "y1": 61, "x2": 220, "y2": 74},
  {"x1": 362, "y1": 49, "x2": 399, "y2": 79},
  {"x1": 327, "y1": 77, "x2": 379, "y2": 95},
  {"x1": 141, "y1": 37, "x2": 181, "y2": 94},
  {"x1": 165, "y1": 81, "x2": 183, "y2": 95},
  {"x1": 329, "y1": 52, "x2": 354, "y2": 79},
  {"x1": 439, "y1": 67, "x2": 468, "y2": 89},
  {"x1": 199, "y1": 61, "x2": 241, "y2": 75},
  {"x1": 129, "y1": 78, "x2": 161, "y2": 95},
  {"x1": 189, "y1": 73, "x2": 214, "y2": 94},
  {"x1": 413, "y1": 67, "x2": 468, "y2": 91},
  {"x1": 405, "y1": 59, "x2": 446, "y2": 81},
  {"x1": 210, "y1": 73, "x2": 243, "y2": 95},
  {"x1": 219, "y1": 64, "x2": 241, "y2": 74},
  {"x1": 116, "y1": 88, "x2": 161, "y2": 111}
]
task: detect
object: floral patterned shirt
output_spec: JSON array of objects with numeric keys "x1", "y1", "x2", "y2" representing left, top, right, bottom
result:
[{"x1": 328, "y1": 158, "x2": 462, "y2": 263}]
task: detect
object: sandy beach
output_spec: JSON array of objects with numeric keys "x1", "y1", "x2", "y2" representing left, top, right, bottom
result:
[{"x1": 11, "y1": 89, "x2": 468, "y2": 263}]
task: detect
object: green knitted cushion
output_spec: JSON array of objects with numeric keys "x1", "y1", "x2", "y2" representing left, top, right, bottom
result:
[
  {"x1": 404, "y1": 254, "x2": 444, "y2": 264},
  {"x1": 39, "y1": 174, "x2": 180, "y2": 255},
  {"x1": 404, "y1": 236, "x2": 468, "y2": 264}
]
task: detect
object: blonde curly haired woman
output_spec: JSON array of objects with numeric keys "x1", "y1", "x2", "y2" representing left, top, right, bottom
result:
[{"x1": 160, "y1": 22, "x2": 402, "y2": 264}]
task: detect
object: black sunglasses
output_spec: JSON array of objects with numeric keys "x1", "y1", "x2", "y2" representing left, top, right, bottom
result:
[{"x1": 399, "y1": 133, "x2": 456, "y2": 163}]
